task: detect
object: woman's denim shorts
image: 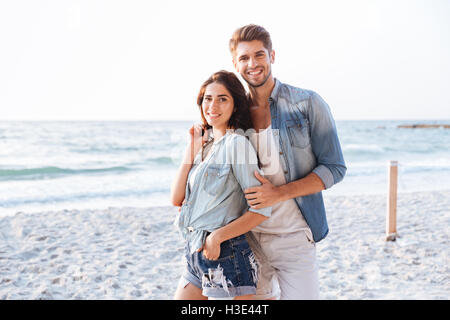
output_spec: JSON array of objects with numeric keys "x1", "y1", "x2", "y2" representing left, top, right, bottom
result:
[{"x1": 182, "y1": 234, "x2": 259, "y2": 298}]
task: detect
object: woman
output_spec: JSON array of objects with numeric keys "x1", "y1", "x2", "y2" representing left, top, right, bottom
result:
[{"x1": 171, "y1": 70, "x2": 272, "y2": 300}]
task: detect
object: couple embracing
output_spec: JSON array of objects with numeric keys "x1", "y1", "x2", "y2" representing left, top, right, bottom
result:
[{"x1": 170, "y1": 24, "x2": 346, "y2": 300}]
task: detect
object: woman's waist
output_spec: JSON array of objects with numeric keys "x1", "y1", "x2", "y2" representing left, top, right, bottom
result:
[
  {"x1": 184, "y1": 231, "x2": 249, "y2": 255},
  {"x1": 178, "y1": 216, "x2": 238, "y2": 237},
  {"x1": 179, "y1": 203, "x2": 245, "y2": 229}
]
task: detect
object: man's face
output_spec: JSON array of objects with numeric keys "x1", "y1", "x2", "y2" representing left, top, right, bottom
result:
[{"x1": 233, "y1": 40, "x2": 275, "y2": 88}]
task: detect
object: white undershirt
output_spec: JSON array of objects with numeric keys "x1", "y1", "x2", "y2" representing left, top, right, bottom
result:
[{"x1": 249, "y1": 126, "x2": 310, "y2": 234}]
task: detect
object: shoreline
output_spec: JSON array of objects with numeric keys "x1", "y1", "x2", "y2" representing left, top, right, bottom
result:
[
  {"x1": 3, "y1": 188, "x2": 450, "y2": 218},
  {"x1": 0, "y1": 189, "x2": 449, "y2": 299}
]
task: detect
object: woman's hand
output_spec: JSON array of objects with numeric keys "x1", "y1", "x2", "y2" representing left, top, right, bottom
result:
[
  {"x1": 196, "y1": 231, "x2": 222, "y2": 261},
  {"x1": 188, "y1": 124, "x2": 209, "y2": 157}
]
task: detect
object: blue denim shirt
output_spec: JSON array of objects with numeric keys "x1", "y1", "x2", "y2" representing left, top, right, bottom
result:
[
  {"x1": 269, "y1": 78, "x2": 346, "y2": 242},
  {"x1": 175, "y1": 132, "x2": 272, "y2": 253}
]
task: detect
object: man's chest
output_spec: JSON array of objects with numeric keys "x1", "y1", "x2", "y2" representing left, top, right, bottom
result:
[{"x1": 250, "y1": 107, "x2": 272, "y2": 131}]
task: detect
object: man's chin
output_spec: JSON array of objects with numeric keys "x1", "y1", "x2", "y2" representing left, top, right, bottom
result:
[{"x1": 244, "y1": 72, "x2": 271, "y2": 88}]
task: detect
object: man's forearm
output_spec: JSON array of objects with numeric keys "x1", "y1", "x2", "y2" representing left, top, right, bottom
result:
[{"x1": 277, "y1": 172, "x2": 325, "y2": 201}]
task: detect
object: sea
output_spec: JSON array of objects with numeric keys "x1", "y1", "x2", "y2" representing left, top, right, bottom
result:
[{"x1": 1, "y1": 120, "x2": 449, "y2": 216}]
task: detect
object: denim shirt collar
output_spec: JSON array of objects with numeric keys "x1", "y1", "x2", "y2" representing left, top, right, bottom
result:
[
  {"x1": 269, "y1": 78, "x2": 282, "y2": 102},
  {"x1": 212, "y1": 130, "x2": 231, "y2": 145}
]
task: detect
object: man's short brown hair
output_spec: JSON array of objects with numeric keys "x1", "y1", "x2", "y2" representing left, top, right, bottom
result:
[{"x1": 229, "y1": 24, "x2": 273, "y2": 57}]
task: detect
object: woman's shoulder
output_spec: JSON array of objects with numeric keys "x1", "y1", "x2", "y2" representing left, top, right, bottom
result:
[
  {"x1": 223, "y1": 132, "x2": 258, "y2": 158},
  {"x1": 224, "y1": 132, "x2": 250, "y2": 146}
]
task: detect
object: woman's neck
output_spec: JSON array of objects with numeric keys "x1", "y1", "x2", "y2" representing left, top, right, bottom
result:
[{"x1": 212, "y1": 126, "x2": 229, "y2": 141}]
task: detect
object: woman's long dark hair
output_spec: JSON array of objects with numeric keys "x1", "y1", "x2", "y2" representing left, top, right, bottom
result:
[
  {"x1": 197, "y1": 70, "x2": 261, "y2": 168},
  {"x1": 197, "y1": 70, "x2": 253, "y2": 132}
]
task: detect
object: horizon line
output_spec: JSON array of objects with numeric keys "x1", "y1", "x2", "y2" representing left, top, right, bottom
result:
[{"x1": 1, "y1": 119, "x2": 450, "y2": 122}]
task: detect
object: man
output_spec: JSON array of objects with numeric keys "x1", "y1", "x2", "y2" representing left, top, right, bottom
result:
[{"x1": 229, "y1": 24, "x2": 346, "y2": 299}]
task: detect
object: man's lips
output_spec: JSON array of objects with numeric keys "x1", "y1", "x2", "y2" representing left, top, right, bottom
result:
[{"x1": 247, "y1": 69, "x2": 263, "y2": 77}]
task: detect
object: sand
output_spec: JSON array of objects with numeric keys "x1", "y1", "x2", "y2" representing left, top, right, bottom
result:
[{"x1": 0, "y1": 190, "x2": 449, "y2": 300}]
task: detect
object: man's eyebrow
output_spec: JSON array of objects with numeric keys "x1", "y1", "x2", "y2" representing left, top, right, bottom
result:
[{"x1": 255, "y1": 50, "x2": 266, "y2": 55}]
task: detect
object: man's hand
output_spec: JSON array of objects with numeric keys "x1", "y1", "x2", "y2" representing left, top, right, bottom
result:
[{"x1": 244, "y1": 171, "x2": 283, "y2": 209}]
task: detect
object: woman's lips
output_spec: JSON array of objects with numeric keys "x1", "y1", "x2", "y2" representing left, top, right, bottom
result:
[{"x1": 207, "y1": 113, "x2": 221, "y2": 119}]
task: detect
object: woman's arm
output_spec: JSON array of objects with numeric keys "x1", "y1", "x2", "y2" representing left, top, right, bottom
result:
[
  {"x1": 170, "y1": 125, "x2": 207, "y2": 207},
  {"x1": 198, "y1": 211, "x2": 268, "y2": 260},
  {"x1": 170, "y1": 143, "x2": 194, "y2": 207},
  {"x1": 197, "y1": 135, "x2": 271, "y2": 260}
]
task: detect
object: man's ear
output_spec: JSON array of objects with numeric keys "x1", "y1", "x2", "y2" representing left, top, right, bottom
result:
[
  {"x1": 232, "y1": 57, "x2": 239, "y2": 72},
  {"x1": 270, "y1": 50, "x2": 275, "y2": 64}
]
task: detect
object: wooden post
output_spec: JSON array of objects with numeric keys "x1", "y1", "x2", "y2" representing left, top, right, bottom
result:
[{"x1": 386, "y1": 160, "x2": 398, "y2": 241}]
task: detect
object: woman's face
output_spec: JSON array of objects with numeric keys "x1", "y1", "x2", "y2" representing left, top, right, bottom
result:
[{"x1": 202, "y1": 82, "x2": 234, "y2": 130}]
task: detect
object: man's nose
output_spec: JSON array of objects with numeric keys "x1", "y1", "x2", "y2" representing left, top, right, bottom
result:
[{"x1": 248, "y1": 57, "x2": 257, "y2": 68}]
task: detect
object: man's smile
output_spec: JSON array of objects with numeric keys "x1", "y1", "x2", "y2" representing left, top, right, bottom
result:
[{"x1": 247, "y1": 68, "x2": 263, "y2": 77}]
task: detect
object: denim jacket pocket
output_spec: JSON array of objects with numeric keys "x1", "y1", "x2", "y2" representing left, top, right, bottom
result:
[
  {"x1": 203, "y1": 164, "x2": 231, "y2": 196},
  {"x1": 286, "y1": 119, "x2": 311, "y2": 148}
]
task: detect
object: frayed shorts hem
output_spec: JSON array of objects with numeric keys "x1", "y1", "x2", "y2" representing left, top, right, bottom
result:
[
  {"x1": 181, "y1": 274, "x2": 256, "y2": 298},
  {"x1": 182, "y1": 273, "x2": 202, "y2": 290},
  {"x1": 203, "y1": 286, "x2": 256, "y2": 299}
]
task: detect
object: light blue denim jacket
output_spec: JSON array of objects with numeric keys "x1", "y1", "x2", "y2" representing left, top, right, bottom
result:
[
  {"x1": 175, "y1": 132, "x2": 272, "y2": 253},
  {"x1": 269, "y1": 78, "x2": 346, "y2": 242}
]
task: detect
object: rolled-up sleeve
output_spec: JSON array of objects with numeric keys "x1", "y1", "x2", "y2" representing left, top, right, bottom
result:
[
  {"x1": 309, "y1": 92, "x2": 347, "y2": 189},
  {"x1": 227, "y1": 135, "x2": 272, "y2": 217}
]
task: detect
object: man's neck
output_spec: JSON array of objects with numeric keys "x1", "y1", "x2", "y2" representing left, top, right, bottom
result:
[
  {"x1": 248, "y1": 76, "x2": 275, "y2": 131},
  {"x1": 249, "y1": 76, "x2": 275, "y2": 108}
]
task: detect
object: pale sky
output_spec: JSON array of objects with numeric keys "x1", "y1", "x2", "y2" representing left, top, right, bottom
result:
[{"x1": 1, "y1": 0, "x2": 449, "y2": 121}]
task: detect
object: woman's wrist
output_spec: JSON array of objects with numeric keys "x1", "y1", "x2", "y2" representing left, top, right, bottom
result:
[
  {"x1": 183, "y1": 142, "x2": 195, "y2": 164},
  {"x1": 210, "y1": 229, "x2": 225, "y2": 244},
  {"x1": 187, "y1": 141, "x2": 203, "y2": 161}
]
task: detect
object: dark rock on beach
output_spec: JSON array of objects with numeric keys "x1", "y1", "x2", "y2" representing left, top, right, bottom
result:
[{"x1": 397, "y1": 124, "x2": 450, "y2": 129}]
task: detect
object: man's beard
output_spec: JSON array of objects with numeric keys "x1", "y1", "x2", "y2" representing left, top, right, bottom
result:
[{"x1": 246, "y1": 68, "x2": 272, "y2": 88}]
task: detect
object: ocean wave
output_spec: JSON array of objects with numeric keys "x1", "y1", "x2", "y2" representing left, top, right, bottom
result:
[
  {"x1": 145, "y1": 156, "x2": 176, "y2": 165},
  {"x1": 0, "y1": 166, "x2": 131, "y2": 181},
  {"x1": 343, "y1": 144, "x2": 385, "y2": 153},
  {"x1": 69, "y1": 146, "x2": 142, "y2": 154},
  {"x1": 0, "y1": 187, "x2": 168, "y2": 208}
]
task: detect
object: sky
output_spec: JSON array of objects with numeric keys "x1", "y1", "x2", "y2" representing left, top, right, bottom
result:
[{"x1": 0, "y1": 0, "x2": 449, "y2": 121}]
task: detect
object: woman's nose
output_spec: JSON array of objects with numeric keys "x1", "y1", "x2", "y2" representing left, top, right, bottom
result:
[{"x1": 210, "y1": 99, "x2": 220, "y2": 108}]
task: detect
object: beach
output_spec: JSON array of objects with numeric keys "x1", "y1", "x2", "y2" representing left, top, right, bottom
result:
[
  {"x1": 1, "y1": 189, "x2": 448, "y2": 300},
  {"x1": 1, "y1": 120, "x2": 449, "y2": 299}
]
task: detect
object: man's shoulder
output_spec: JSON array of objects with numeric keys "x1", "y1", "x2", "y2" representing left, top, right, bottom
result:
[{"x1": 276, "y1": 80, "x2": 318, "y2": 104}]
